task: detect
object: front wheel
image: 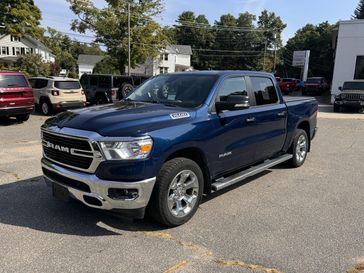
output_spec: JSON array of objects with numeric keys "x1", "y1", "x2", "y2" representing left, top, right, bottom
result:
[
  {"x1": 287, "y1": 129, "x2": 309, "y2": 168},
  {"x1": 148, "y1": 158, "x2": 203, "y2": 227}
]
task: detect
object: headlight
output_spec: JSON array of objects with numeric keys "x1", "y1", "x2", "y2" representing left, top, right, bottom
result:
[{"x1": 99, "y1": 137, "x2": 153, "y2": 160}]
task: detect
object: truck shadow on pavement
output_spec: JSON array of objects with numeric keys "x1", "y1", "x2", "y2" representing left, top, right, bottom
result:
[
  {"x1": 0, "y1": 176, "x2": 164, "y2": 236},
  {"x1": 0, "y1": 171, "x2": 272, "y2": 235}
]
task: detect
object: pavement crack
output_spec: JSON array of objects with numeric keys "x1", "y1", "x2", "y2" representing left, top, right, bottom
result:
[
  {"x1": 143, "y1": 231, "x2": 283, "y2": 273},
  {"x1": 0, "y1": 169, "x2": 20, "y2": 180},
  {"x1": 216, "y1": 259, "x2": 284, "y2": 273},
  {"x1": 346, "y1": 262, "x2": 364, "y2": 273},
  {"x1": 163, "y1": 260, "x2": 189, "y2": 273}
]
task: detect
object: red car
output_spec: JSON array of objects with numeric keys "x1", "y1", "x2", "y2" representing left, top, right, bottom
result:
[
  {"x1": 303, "y1": 77, "x2": 329, "y2": 95},
  {"x1": 279, "y1": 78, "x2": 297, "y2": 95},
  {"x1": 0, "y1": 71, "x2": 34, "y2": 122}
]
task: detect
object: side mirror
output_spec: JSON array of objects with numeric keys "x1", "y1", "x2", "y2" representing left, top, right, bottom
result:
[
  {"x1": 338, "y1": 86, "x2": 342, "y2": 91},
  {"x1": 215, "y1": 95, "x2": 250, "y2": 112}
]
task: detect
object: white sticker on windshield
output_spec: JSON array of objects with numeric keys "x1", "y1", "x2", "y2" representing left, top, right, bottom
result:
[{"x1": 170, "y1": 112, "x2": 190, "y2": 120}]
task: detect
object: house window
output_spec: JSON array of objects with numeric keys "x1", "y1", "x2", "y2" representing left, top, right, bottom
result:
[
  {"x1": 354, "y1": 56, "x2": 364, "y2": 80},
  {"x1": 10, "y1": 35, "x2": 20, "y2": 42},
  {"x1": 1, "y1": 46, "x2": 7, "y2": 55},
  {"x1": 160, "y1": 53, "x2": 168, "y2": 61},
  {"x1": 25, "y1": 48, "x2": 30, "y2": 54},
  {"x1": 159, "y1": 67, "x2": 169, "y2": 74},
  {"x1": 15, "y1": 47, "x2": 20, "y2": 55},
  {"x1": 21, "y1": 47, "x2": 25, "y2": 55}
]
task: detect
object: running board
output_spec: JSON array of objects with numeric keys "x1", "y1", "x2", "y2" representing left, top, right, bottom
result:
[{"x1": 211, "y1": 154, "x2": 293, "y2": 192}]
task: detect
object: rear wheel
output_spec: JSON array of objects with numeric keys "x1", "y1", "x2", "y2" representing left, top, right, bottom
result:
[
  {"x1": 40, "y1": 100, "x2": 52, "y2": 116},
  {"x1": 16, "y1": 114, "x2": 30, "y2": 122},
  {"x1": 94, "y1": 94, "x2": 108, "y2": 105},
  {"x1": 148, "y1": 158, "x2": 203, "y2": 227},
  {"x1": 287, "y1": 129, "x2": 309, "y2": 168}
]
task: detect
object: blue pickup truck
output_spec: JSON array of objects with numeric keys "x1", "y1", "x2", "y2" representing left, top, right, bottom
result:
[{"x1": 41, "y1": 71, "x2": 318, "y2": 226}]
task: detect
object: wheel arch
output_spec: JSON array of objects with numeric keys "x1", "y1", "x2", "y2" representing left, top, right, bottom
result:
[
  {"x1": 297, "y1": 120, "x2": 311, "y2": 151},
  {"x1": 164, "y1": 147, "x2": 212, "y2": 194}
]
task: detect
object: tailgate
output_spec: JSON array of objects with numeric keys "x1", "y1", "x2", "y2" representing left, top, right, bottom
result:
[{"x1": 0, "y1": 87, "x2": 34, "y2": 108}]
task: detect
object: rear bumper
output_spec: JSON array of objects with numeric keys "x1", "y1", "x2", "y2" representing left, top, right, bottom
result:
[
  {"x1": 0, "y1": 105, "x2": 34, "y2": 117},
  {"x1": 53, "y1": 101, "x2": 85, "y2": 111},
  {"x1": 41, "y1": 158, "x2": 156, "y2": 217}
]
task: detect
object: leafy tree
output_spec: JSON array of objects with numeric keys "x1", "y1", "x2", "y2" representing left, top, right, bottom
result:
[
  {"x1": 93, "y1": 55, "x2": 119, "y2": 74},
  {"x1": 14, "y1": 54, "x2": 51, "y2": 77},
  {"x1": 353, "y1": 0, "x2": 364, "y2": 19},
  {"x1": 258, "y1": 10, "x2": 286, "y2": 49},
  {"x1": 67, "y1": 0, "x2": 167, "y2": 74},
  {"x1": 282, "y1": 22, "x2": 336, "y2": 80},
  {"x1": 0, "y1": 0, "x2": 43, "y2": 38}
]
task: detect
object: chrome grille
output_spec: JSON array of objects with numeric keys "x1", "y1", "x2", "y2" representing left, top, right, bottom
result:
[
  {"x1": 42, "y1": 131, "x2": 94, "y2": 171},
  {"x1": 342, "y1": 93, "x2": 363, "y2": 101}
]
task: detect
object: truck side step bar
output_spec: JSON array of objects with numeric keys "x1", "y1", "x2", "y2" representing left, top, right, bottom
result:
[{"x1": 211, "y1": 154, "x2": 293, "y2": 192}]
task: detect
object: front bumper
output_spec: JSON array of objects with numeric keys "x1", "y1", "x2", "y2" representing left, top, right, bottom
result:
[
  {"x1": 0, "y1": 105, "x2": 34, "y2": 117},
  {"x1": 42, "y1": 158, "x2": 156, "y2": 212},
  {"x1": 334, "y1": 100, "x2": 364, "y2": 109}
]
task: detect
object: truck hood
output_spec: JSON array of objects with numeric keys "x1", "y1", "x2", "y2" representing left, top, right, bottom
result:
[{"x1": 43, "y1": 101, "x2": 196, "y2": 137}]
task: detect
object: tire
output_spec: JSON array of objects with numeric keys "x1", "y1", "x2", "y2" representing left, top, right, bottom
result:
[
  {"x1": 16, "y1": 114, "x2": 30, "y2": 122},
  {"x1": 40, "y1": 100, "x2": 52, "y2": 116},
  {"x1": 148, "y1": 158, "x2": 204, "y2": 227},
  {"x1": 287, "y1": 129, "x2": 309, "y2": 168},
  {"x1": 94, "y1": 94, "x2": 108, "y2": 105},
  {"x1": 120, "y1": 83, "x2": 134, "y2": 99},
  {"x1": 333, "y1": 105, "x2": 341, "y2": 113}
]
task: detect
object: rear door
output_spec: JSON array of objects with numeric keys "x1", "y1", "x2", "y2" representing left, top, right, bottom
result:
[
  {"x1": 54, "y1": 80, "x2": 83, "y2": 102},
  {"x1": 247, "y1": 76, "x2": 287, "y2": 161},
  {"x1": 0, "y1": 74, "x2": 33, "y2": 109}
]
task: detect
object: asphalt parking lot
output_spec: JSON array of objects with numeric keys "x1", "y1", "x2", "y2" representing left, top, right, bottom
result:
[{"x1": 0, "y1": 108, "x2": 364, "y2": 273}]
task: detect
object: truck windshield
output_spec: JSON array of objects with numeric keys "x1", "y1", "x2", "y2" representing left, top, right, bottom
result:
[
  {"x1": 306, "y1": 78, "x2": 322, "y2": 83},
  {"x1": 343, "y1": 82, "x2": 364, "y2": 90},
  {"x1": 54, "y1": 81, "x2": 81, "y2": 90},
  {"x1": 126, "y1": 74, "x2": 219, "y2": 108}
]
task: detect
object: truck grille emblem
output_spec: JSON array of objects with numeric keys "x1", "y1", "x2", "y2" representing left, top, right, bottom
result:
[{"x1": 45, "y1": 141, "x2": 70, "y2": 153}]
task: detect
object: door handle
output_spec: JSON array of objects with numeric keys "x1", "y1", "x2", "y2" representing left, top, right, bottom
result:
[
  {"x1": 246, "y1": 117, "x2": 256, "y2": 123},
  {"x1": 277, "y1": 111, "x2": 287, "y2": 117}
]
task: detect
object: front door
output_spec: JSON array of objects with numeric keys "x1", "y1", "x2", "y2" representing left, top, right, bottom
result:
[{"x1": 205, "y1": 76, "x2": 261, "y2": 177}]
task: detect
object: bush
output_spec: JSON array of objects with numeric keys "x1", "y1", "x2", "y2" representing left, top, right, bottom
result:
[{"x1": 14, "y1": 54, "x2": 51, "y2": 77}]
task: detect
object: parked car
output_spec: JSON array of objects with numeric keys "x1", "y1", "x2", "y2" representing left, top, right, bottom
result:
[
  {"x1": 279, "y1": 78, "x2": 297, "y2": 94},
  {"x1": 29, "y1": 77, "x2": 86, "y2": 116},
  {"x1": 0, "y1": 71, "x2": 34, "y2": 122},
  {"x1": 41, "y1": 71, "x2": 318, "y2": 226},
  {"x1": 334, "y1": 80, "x2": 364, "y2": 112},
  {"x1": 80, "y1": 74, "x2": 150, "y2": 105},
  {"x1": 303, "y1": 77, "x2": 329, "y2": 95}
]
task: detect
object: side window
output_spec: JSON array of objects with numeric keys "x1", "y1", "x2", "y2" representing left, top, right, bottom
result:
[
  {"x1": 99, "y1": 76, "x2": 111, "y2": 88},
  {"x1": 251, "y1": 77, "x2": 278, "y2": 106},
  {"x1": 90, "y1": 76, "x2": 98, "y2": 87},
  {"x1": 29, "y1": 79, "x2": 36, "y2": 88},
  {"x1": 41, "y1": 79, "x2": 48, "y2": 88},
  {"x1": 216, "y1": 77, "x2": 247, "y2": 102}
]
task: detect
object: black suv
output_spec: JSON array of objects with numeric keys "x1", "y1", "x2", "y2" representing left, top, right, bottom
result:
[
  {"x1": 80, "y1": 74, "x2": 150, "y2": 105},
  {"x1": 334, "y1": 81, "x2": 364, "y2": 112}
]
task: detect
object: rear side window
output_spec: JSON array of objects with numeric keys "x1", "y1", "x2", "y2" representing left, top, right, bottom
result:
[
  {"x1": 0, "y1": 74, "x2": 28, "y2": 88},
  {"x1": 54, "y1": 81, "x2": 81, "y2": 90},
  {"x1": 217, "y1": 77, "x2": 247, "y2": 102},
  {"x1": 251, "y1": 77, "x2": 278, "y2": 106}
]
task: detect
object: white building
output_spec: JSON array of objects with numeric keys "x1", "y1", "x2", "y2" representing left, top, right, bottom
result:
[
  {"x1": 0, "y1": 34, "x2": 55, "y2": 63},
  {"x1": 331, "y1": 20, "x2": 364, "y2": 102},
  {"x1": 77, "y1": 54, "x2": 105, "y2": 78},
  {"x1": 145, "y1": 45, "x2": 193, "y2": 76}
]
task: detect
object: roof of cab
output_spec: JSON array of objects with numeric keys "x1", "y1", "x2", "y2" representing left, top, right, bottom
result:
[{"x1": 161, "y1": 70, "x2": 274, "y2": 77}]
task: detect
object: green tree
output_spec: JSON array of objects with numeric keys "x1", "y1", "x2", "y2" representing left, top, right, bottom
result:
[
  {"x1": 93, "y1": 55, "x2": 119, "y2": 74},
  {"x1": 353, "y1": 0, "x2": 364, "y2": 19},
  {"x1": 67, "y1": 0, "x2": 167, "y2": 74},
  {"x1": 0, "y1": 0, "x2": 43, "y2": 38},
  {"x1": 14, "y1": 54, "x2": 50, "y2": 77},
  {"x1": 257, "y1": 10, "x2": 286, "y2": 49},
  {"x1": 283, "y1": 22, "x2": 336, "y2": 80}
]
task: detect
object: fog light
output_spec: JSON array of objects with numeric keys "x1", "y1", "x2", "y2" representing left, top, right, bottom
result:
[{"x1": 108, "y1": 188, "x2": 139, "y2": 200}]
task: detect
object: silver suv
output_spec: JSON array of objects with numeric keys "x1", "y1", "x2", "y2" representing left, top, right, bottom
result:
[{"x1": 29, "y1": 77, "x2": 86, "y2": 115}]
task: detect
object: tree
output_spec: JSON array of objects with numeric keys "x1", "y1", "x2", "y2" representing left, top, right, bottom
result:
[
  {"x1": 0, "y1": 0, "x2": 43, "y2": 38},
  {"x1": 353, "y1": 0, "x2": 364, "y2": 19},
  {"x1": 14, "y1": 54, "x2": 51, "y2": 77},
  {"x1": 93, "y1": 55, "x2": 119, "y2": 74},
  {"x1": 67, "y1": 0, "x2": 167, "y2": 74},
  {"x1": 282, "y1": 22, "x2": 336, "y2": 80}
]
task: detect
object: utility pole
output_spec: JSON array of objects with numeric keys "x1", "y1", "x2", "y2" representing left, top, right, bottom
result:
[
  {"x1": 263, "y1": 41, "x2": 267, "y2": 71},
  {"x1": 273, "y1": 33, "x2": 277, "y2": 73},
  {"x1": 128, "y1": 2, "x2": 131, "y2": 76}
]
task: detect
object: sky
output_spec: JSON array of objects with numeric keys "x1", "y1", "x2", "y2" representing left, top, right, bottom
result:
[{"x1": 34, "y1": 0, "x2": 359, "y2": 43}]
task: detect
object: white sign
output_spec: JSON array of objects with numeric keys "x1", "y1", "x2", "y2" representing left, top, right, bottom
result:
[{"x1": 292, "y1": 51, "x2": 309, "y2": 67}]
